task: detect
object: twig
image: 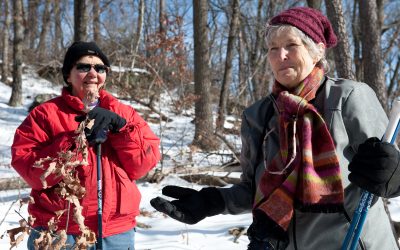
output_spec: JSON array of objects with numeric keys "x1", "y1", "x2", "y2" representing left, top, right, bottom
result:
[
  {"x1": 130, "y1": 96, "x2": 171, "y2": 122},
  {"x1": 0, "y1": 200, "x2": 17, "y2": 228},
  {"x1": 215, "y1": 132, "x2": 240, "y2": 162},
  {"x1": 65, "y1": 201, "x2": 71, "y2": 232},
  {"x1": 13, "y1": 210, "x2": 61, "y2": 240}
]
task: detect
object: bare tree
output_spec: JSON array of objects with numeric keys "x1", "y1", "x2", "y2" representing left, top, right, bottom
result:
[
  {"x1": 74, "y1": 0, "x2": 88, "y2": 42},
  {"x1": 359, "y1": 0, "x2": 387, "y2": 109},
  {"x1": 1, "y1": 0, "x2": 10, "y2": 83},
  {"x1": 250, "y1": 0, "x2": 265, "y2": 101},
  {"x1": 238, "y1": 23, "x2": 248, "y2": 107},
  {"x1": 131, "y1": 0, "x2": 145, "y2": 68},
  {"x1": 37, "y1": 0, "x2": 51, "y2": 61},
  {"x1": 53, "y1": 1, "x2": 63, "y2": 57},
  {"x1": 27, "y1": 0, "x2": 39, "y2": 50},
  {"x1": 388, "y1": 56, "x2": 400, "y2": 99},
  {"x1": 9, "y1": 0, "x2": 24, "y2": 107},
  {"x1": 216, "y1": 0, "x2": 240, "y2": 132},
  {"x1": 325, "y1": 0, "x2": 355, "y2": 79},
  {"x1": 92, "y1": 0, "x2": 100, "y2": 44},
  {"x1": 159, "y1": 0, "x2": 166, "y2": 34},
  {"x1": 307, "y1": 0, "x2": 322, "y2": 9},
  {"x1": 352, "y1": 0, "x2": 363, "y2": 81},
  {"x1": 192, "y1": 0, "x2": 219, "y2": 150}
]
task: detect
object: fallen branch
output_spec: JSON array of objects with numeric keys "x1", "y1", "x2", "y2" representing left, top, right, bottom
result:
[
  {"x1": 129, "y1": 96, "x2": 172, "y2": 122},
  {"x1": 215, "y1": 132, "x2": 240, "y2": 162}
]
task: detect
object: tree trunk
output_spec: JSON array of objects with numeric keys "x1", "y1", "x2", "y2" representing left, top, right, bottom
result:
[
  {"x1": 238, "y1": 21, "x2": 248, "y2": 108},
  {"x1": 250, "y1": 0, "x2": 265, "y2": 101},
  {"x1": 352, "y1": 0, "x2": 363, "y2": 81},
  {"x1": 359, "y1": 0, "x2": 387, "y2": 110},
  {"x1": 9, "y1": 0, "x2": 24, "y2": 107},
  {"x1": 1, "y1": 0, "x2": 10, "y2": 83},
  {"x1": 37, "y1": 0, "x2": 51, "y2": 61},
  {"x1": 92, "y1": 0, "x2": 100, "y2": 44},
  {"x1": 325, "y1": 0, "x2": 355, "y2": 79},
  {"x1": 216, "y1": 0, "x2": 240, "y2": 132},
  {"x1": 28, "y1": 0, "x2": 39, "y2": 50},
  {"x1": 376, "y1": 0, "x2": 385, "y2": 31},
  {"x1": 131, "y1": 0, "x2": 145, "y2": 68},
  {"x1": 307, "y1": 0, "x2": 322, "y2": 9},
  {"x1": 74, "y1": 0, "x2": 88, "y2": 42},
  {"x1": 159, "y1": 0, "x2": 166, "y2": 34},
  {"x1": 387, "y1": 56, "x2": 400, "y2": 99},
  {"x1": 192, "y1": 0, "x2": 219, "y2": 150},
  {"x1": 53, "y1": 1, "x2": 62, "y2": 57}
]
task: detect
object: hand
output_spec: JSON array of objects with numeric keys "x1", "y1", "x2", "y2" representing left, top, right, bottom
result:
[
  {"x1": 76, "y1": 107, "x2": 126, "y2": 144},
  {"x1": 247, "y1": 210, "x2": 289, "y2": 250},
  {"x1": 150, "y1": 186, "x2": 225, "y2": 224},
  {"x1": 349, "y1": 137, "x2": 400, "y2": 198}
]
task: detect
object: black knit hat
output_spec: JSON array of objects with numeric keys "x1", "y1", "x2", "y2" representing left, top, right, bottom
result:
[{"x1": 62, "y1": 41, "x2": 111, "y2": 84}]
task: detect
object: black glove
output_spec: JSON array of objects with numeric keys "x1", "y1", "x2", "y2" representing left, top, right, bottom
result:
[
  {"x1": 150, "y1": 186, "x2": 225, "y2": 224},
  {"x1": 76, "y1": 107, "x2": 126, "y2": 144},
  {"x1": 349, "y1": 137, "x2": 400, "y2": 198},
  {"x1": 247, "y1": 210, "x2": 289, "y2": 250}
]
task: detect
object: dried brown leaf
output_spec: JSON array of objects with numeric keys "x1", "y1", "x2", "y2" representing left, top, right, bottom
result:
[
  {"x1": 54, "y1": 209, "x2": 67, "y2": 219},
  {"x1": 52, "y1": 230, "x2": 68, "y2": 250},
  {"x1": 33, "y1": 156, "x2": 53, "y2": 169},
  {"x1": 9, "y1": 231, "x2": 28, "y2": 249},
  {"x1": 19, "y1": 196, "x2": 34, "y2": 209},
  {"x1": 28, "y1": 215, "x2": 36, "y2": 227},
  {"x1": 47, "y1": 217, "x2": 58, "y2": 232},
  {"x1": 40, "y1": 162, "x2": 57, "y2": 189},
  {"x1": 86, "y1": 119, "x2": 94, "y2": 130}
]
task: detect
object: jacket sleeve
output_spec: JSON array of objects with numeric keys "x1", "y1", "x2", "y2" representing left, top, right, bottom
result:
[
  {"x1": 108, "y1": 106, "x2": 160, "y2": 181},
  {"x1": 218, "y1": 112, "x2": 259, "y2": 214},
  {"x1": 342, "y1": 83, "x2": 388, "y2": 153},
  {"x1": 11, "y1": 108, "x2": 76, "y2": 190}
]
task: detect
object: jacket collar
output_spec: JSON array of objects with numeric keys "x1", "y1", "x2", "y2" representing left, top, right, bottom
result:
[{"x1": 61, "y1": 88, "x2": 117, "y2": 112}]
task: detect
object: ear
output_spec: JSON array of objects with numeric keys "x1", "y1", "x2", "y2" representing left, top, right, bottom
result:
[{"x1": 314, "y1": 42, "x2": 326, "y2": 63}]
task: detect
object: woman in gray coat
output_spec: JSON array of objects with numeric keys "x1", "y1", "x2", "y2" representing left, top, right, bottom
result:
[{"x1": 151, "y1": 7, "x2": 400, "y2": 250}]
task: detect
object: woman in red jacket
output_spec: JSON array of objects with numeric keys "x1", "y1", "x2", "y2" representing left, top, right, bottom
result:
[{"x1": 12, "y1": 41, "x2": 161, "y2": 249}]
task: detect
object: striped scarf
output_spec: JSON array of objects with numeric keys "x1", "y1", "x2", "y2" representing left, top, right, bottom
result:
[{"x1": 253, "y1": 66, "x2": 344, "y2": 231}]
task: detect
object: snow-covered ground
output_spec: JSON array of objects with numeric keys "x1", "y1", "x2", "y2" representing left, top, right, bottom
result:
[{"x1": 0, "y1": 66, "x2": 398, "y2": 249}]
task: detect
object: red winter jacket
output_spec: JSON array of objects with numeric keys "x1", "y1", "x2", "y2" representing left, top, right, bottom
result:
[{"x1": 11, "y1": 88, "x2": 160, "y2": 237}]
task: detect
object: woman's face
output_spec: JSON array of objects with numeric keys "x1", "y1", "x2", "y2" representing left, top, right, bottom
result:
[
  {"x1": 267, "y1": 29, "x2": 320, "y2": 89},
  {"x1": 67, "y1": 55, "x2": 107, "y2": 100}
]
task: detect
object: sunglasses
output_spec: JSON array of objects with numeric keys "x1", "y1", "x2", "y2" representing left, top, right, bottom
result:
[{"x1": 75, "y1": 63, "x2": 109, "y2": 74}]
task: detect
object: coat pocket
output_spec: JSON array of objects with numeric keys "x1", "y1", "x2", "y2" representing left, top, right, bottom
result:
[{"x1": 114, "y1": 166, "x2": 141, "y2": 215}]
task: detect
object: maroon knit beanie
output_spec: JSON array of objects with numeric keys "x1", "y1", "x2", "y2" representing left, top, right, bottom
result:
[{"x1": 269, "y1": 7, "x2": 337, "y2": 48}]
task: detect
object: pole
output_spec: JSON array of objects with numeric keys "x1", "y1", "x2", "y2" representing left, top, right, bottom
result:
[
  {"x1": 96, "y1": 143, "x2": 103, "y2": 250},
  {"x1": 342, "y1": 98, "x2": 400, "y2": 250}
]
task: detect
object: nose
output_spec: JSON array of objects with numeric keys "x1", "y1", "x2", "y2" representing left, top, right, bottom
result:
[{"x1": 278, "y1": 47, "x2": 289, "y2": 61}]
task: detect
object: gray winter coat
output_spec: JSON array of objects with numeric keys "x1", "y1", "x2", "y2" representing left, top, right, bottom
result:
[{"x1": 218, "y1": 77, "x2": 398, "y2": 249}]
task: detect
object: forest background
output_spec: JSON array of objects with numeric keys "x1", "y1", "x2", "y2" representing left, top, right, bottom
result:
[
  {"x1": 2, "y1": 0, "x2": 400, "y2": 150},
  {"x1": 0, "y1": 0, "x2": 400, "y2": 248}
]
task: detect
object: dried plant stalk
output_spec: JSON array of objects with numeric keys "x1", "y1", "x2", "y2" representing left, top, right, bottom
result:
[{"x1": 22, "y1": 117, "x2": 97, "y2": 249}]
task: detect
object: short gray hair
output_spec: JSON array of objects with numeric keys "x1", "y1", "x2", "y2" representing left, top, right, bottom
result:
[{"x1": 265, "y1": 24, "x2": 330, "y2": 73}]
